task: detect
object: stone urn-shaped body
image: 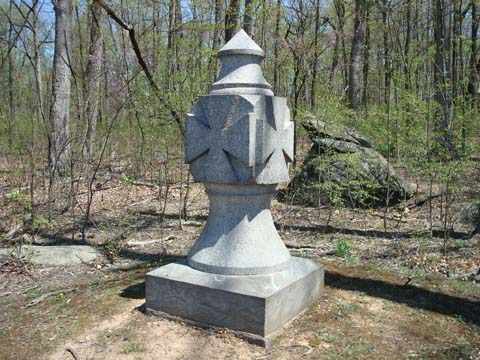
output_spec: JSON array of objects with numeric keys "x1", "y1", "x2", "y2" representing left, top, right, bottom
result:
[{"x1": 145, "y1": 30, "x2": 324, "y2": 345}]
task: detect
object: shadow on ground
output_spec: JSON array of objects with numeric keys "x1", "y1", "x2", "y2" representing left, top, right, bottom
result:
[
  {"x1": 276, "y1": 222, "x2": 470, "y2": 240},
  {"x1": 118, "y1": 264, "x2": 480, "y2": 326},
  {"x1": 32, "y1": 212, "x2": 207, "y2": 246},
  {"x1": 325, "y1": 271, "x2": 480, "y2": 326}
]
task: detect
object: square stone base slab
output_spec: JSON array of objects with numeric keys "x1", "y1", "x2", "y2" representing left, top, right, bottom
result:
[{"x1": 145, "y1": 257, "x2": 324, "y2": 345}]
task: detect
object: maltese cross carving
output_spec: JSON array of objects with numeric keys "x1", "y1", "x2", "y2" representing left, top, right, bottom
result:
[
  {"x1": 185, "y1": 95, "x2": 294, "y2": 184},
  {"x1": 254, "y1": 96, "x2": 294, "y2": 183}
]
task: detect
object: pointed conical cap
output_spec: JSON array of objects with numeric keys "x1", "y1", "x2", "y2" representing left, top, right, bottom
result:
[
  {"x1": 211, "y1": 30, "x2": 272, "y2": 95},
  {"x1": 218, "y1": 29, "x2": 265, "y2": 57}
]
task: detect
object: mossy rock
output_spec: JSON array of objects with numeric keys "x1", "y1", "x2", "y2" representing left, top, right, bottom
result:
[
  {"x1": 287, "y1": 116, "x2": 415, "y2": 207},
  {"x1": 460, "y1": 203, "x2": 480, "y2": 227}
]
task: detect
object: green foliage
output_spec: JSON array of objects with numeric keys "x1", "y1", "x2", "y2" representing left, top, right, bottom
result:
[
  {"x1": 104, "y1": 242, "x2": 120, "y2": 262},
  {"x1": 334, "y1": 238, "x2": 353, "y2": 257},
  {"x1": 121, "y1": 342, "x2": 146, "y2": 354},
  {"x1": 5, "y1": 188, "x2": 50, "y2": 232},
  {"x1": 121, "y1": 175, "x2": 135, "y2": 187},
  {"x1": 302, "y1": 149, "x2": 385, "y2": 208},
  {"x1": 32, "y1": 216, "x2": 49, "y2": 231},
  {"x1": 6, "y1": 188, "x2": 31, "y2": 213}
]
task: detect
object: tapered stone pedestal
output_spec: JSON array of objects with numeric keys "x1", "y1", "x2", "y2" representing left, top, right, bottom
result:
[{"x1": 188, "y1": 183, "x2": 290, "y2": 275}]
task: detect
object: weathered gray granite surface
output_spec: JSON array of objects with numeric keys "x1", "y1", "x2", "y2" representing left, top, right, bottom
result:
[
  {"x1": 0, "y1": 245, "x2": 100, "y2": 266},
  {"x1": 187, "y1": 183, "x2": 290, "y2": 275},
  {"x1": 185, "y1": 33, "x2": 293, "y2": 186},
  {"x1": 146, "y1": 258, "x2": 324, "y2": 342},
  {"x1": 145, "y1": 29, "x2": 324, "y2": 344}
]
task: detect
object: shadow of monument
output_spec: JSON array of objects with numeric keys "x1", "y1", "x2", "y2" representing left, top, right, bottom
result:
[
  {"x1": 325, "y1": 271, "x2": 480, "y2": 326},
  {"x1": 117, "y1": 260, "x2": 479, "y2": 326},
  {"x1": 120, "y1": 282, "x2": 145, "y2": 299}
]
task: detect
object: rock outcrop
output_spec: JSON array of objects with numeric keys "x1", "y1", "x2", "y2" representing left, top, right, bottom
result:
[
  {"x1": 287, "y1": 115, "x2": 415, "y2": 207},
  {"x1": 460, "y1": 203, "x2": 480, "y2": 247}
]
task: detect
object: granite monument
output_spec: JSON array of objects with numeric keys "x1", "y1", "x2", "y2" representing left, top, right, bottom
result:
[{"x1": 145, "y1": 29, "x2": 324, "y2": 345}]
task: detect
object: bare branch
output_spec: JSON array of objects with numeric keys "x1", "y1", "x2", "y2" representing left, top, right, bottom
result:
[{"x1": 93, "y1": 0, "x2": 184, "y2": 135}]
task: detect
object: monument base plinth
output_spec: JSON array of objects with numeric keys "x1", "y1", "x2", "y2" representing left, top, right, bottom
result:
[{"x1": 145, "y1": 257, "x2": 324, "y2": 346}]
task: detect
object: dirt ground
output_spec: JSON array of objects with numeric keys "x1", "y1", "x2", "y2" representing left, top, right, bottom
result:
[
  {"x1": 1, "y1": 163, "x2": 480, "y2": 359},
  {"x1": 1, "y1": 258, "x2": 478, "y2": 360}
]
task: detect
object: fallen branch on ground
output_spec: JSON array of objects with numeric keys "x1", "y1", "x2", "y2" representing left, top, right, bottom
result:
[
  {"x1": 451, "y1": 268, "x2": 480, "y2": 281},
  {"x1": 126, "y1": 196, "x2": 157, "y2": 208},
  {"x1": 284, "y1": 242, "x2": 315, "y2": 249},
  {"x1": 132, "y1": 180, "x2": 159, "y2": 189},
  {"x1": 26, "y1": 288, "x2": 75, "y2": 307},
  {"x1": 65, "y1": 347, "x2": 79, "y2": 360},
  {"x1": 126, "y1": 235, "x2": 176, "y2": 247},
  {"x1": 181, "y1": 220, "x2": 202, "y2": 227},
  {"x1": 394, "y1": 191, "x2": 442, "y2": 210}
]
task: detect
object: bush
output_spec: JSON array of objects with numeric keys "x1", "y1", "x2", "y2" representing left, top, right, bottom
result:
[{"x1": 335, "y1": 238, "x2": 353, "y2": 257}]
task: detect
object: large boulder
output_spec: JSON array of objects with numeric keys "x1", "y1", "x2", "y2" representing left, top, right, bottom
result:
[
  {"x1": 461, "y1": 202, "x2": 480, "y2": 227},
  {"x1": 460, "y1": 203, "x2": 480, "y2": 247},
  {"x1": 287, "y1": 115, "x2": 415, "y2": 207}
]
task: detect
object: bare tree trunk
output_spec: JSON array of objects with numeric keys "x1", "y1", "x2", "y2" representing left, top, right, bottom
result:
[
  {"x1": 362, "y1": 8, "x2": 370, "y2": 112},
  {"x1": 243, "y1": 0, "x2": 254, "y2": 37},
  {"x1": 213, "y1": 0, "x2": 222, "y2": 50},
  {"x1": 451, "y1": 0, "x2": 462, "y2": 154},
  {"x1": 167, "y1": 0, "x2": 181, "y2": 90},
  {"x1": 167, "y1": 0, "x2": 177, "y2": 50},
  {"x1": 382, "y1": 0, "x2": 391, "y2": 105},
  {"x1": 433, "y1": 0, "x2": 452, "y2": 154},
  {"x1": 225, "y1": 0, "x2": 240, "y2": 42},
  {"x1": 50, "y1": 0, "x2": 73, "y2": 172},
  {"x1": 84, "y1": 1, "x2": 103, "y2": 160},
  {"x1": 348, "y1": 0, "x2": 367, "y2": 111},
  {"x1": 310, "y1": 0, "x2": 320, "y2": 108},
  {"x1": 333, "y1": 0, "x2": 347, "y2": 92},
  {"x1": 7, "y1": 0, "x2": 14, "y2": 155},
  {"x1": 404, "y1": 0, "x2": 412, "y2": 91},
  {"x1": 273, "y1": 0, "x2": 281, "y2": 94},
  {"x1": 258, "y1": 0, "x2": 267, "y2": 49},
  {"x1": 33, "y1": 0, "x2": 44, "y2": 124},
  {"x1": 209, "y1": 0, "x2": 223, "y2": 82},
  {"x1": 468, "y1": 0, "x2": 479, "y2": 101},
  {"x1": 403, "y1": 0, "x2": 413, "y2": 132},
  {"x1": 467, "y1": 0, "x2": 479, "y2": 152}
]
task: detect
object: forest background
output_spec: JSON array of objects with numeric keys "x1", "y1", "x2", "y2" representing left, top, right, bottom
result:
[{"x1": 0, "y1": 0, "x2": 479, "y2": 247}]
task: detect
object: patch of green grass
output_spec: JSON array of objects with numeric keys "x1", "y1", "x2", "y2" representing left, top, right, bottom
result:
[
  {"x1": 126, "y1": 274, "x2": 140, "y2": 282},
  {"x1": 24, "y1": 289, "x2": 42, "y2": 300},
  {"x1": 344, "y1": 339, "x2": 376, "y2": 358},
  {"x1": 447, "y1": 278, "x2": 480, "y2": 296},
  {"x1": 335, "y1": 238, "x2": 353, "y2": 257},
  {"x1": 366, "y1": 261, "x2": 384, "y2": 272},
  {"x1": 337, "y1": 303, "x2": 356, "y2": 317},
  {"x1": 121, "y1": 175, "x2": 135, "y2": 187},
  {"x1": 345, "y1": 255, "x2": 359, "y2": 266},
  {"x1": 452, "y1": 314, "x2": 466, "y2": 323},
  {"x1": 316, "y1": 330, "x2": 339, "y2": 343},
  {"x1": 420, "y1": 344, "x2": 479, "y2": 359},
  {"x1": 121, "y1": 342, "x2": 146, "y2": 354}
]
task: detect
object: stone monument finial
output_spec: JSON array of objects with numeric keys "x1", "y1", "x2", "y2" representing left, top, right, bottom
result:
[{"x1": 211, "y1": 29, "x2": 273, "y2": 96}]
